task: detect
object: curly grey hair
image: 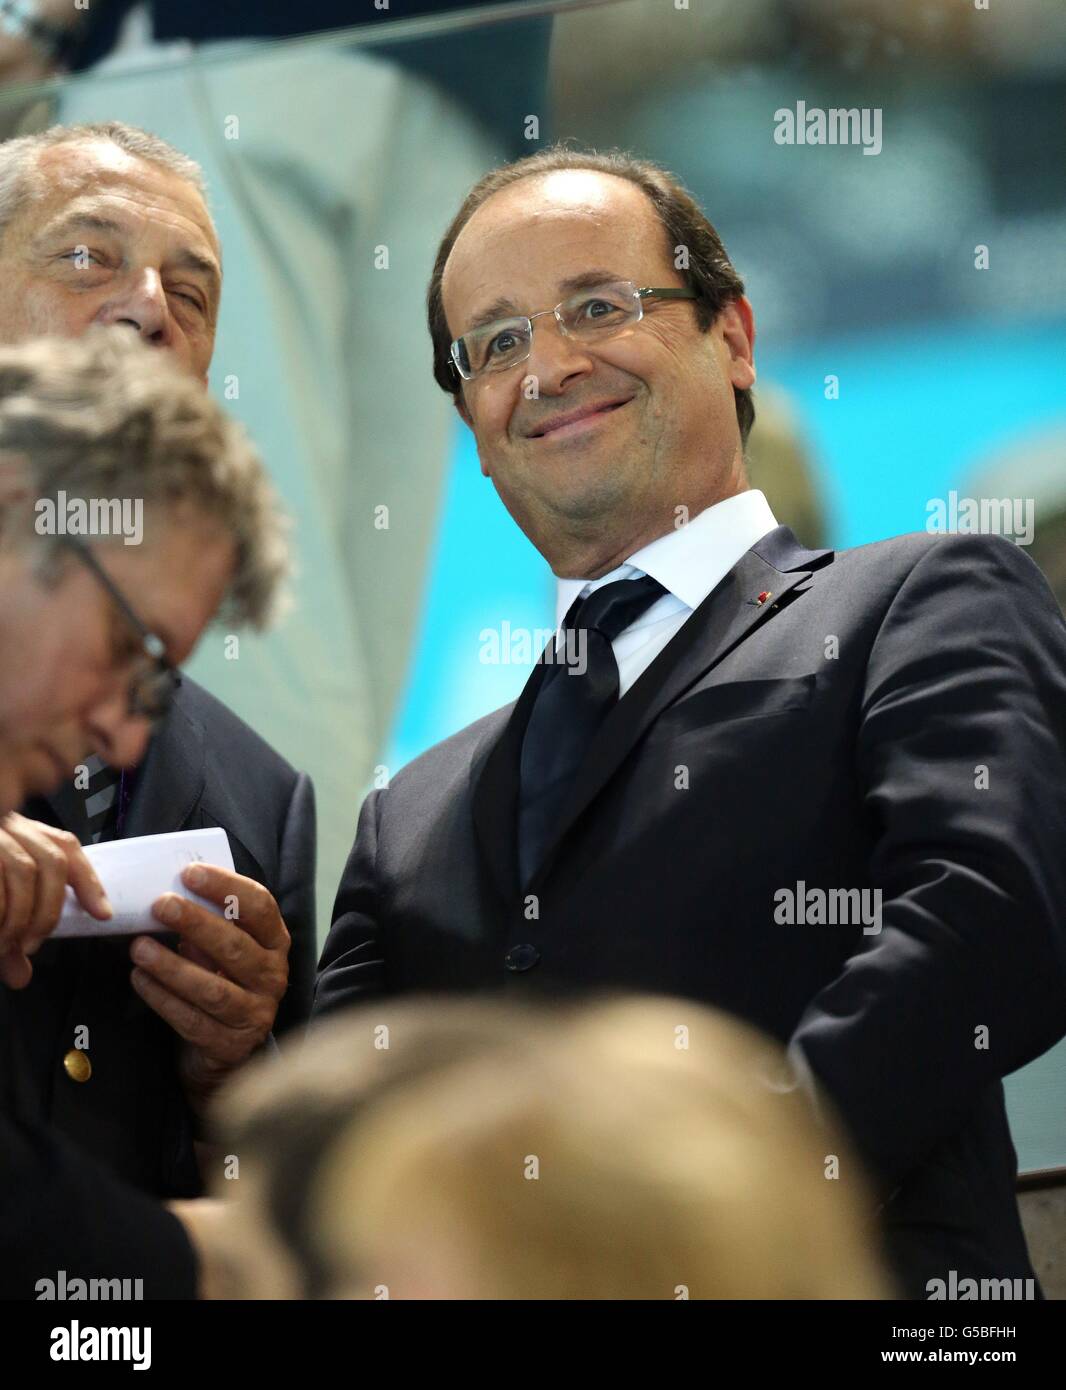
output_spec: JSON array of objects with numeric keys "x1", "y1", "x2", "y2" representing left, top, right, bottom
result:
[{"x1": 0, "y1": 330, "x2": 289, "y2": 629}]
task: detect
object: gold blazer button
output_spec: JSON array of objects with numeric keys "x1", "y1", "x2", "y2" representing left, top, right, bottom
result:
[{"x1": 63, "y1": 1049, "x2": 92, "y2": 1083}]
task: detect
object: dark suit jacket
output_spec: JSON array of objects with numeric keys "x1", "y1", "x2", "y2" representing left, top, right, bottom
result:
[
  {"x1": 316, "y1": 526, "x2": 1066, "y2": 1298},
  {"x1": 9, "y1": 676, "x2": 316, "y2": 1200},
  {"x1": 0, "y1": 985, "x2": 197, "y2": 1299}
]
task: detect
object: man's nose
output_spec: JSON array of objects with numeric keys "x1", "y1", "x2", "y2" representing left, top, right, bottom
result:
[
  {"x1": 95, "y1": 269, "x2": 174, "y2": 347},
  {"x1": 85, "y1": 687, "x2": 153, "y2": 771},
  {"x1": 526, "y1": 315, "x2": 595, "y2": 393}
]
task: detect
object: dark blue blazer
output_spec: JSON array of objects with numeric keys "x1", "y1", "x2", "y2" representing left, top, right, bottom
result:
[
  {"x1": 1, "y1": 974, "x2": 198, "y2": 1298},
  {"x1": 10, "y1": 677, "x2": 316, "y2": 1202}
]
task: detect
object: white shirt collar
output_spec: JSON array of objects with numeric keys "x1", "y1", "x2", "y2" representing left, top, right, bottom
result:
[{"x1": 555, "y1": 490, "x2": 780, "y2": 628}]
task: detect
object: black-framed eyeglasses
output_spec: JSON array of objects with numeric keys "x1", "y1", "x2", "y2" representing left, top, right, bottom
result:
[
  {"x1": 60, "y1": 536, "x2": 179, "y2": 723},
  {"x1": 449, "y1": 280, "x2": 699, "y2": 382}
]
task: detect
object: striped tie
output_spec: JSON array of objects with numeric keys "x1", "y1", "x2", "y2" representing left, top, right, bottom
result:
[
  {"x1": 46, "y1": 753, "x2": 121, "y2": 848},
  {"x1": 79, "y1": 753, "x2": 121, "y2": 843},
  {"x1": 45, "y1": 753, "x2": 122, "y2": 846}
]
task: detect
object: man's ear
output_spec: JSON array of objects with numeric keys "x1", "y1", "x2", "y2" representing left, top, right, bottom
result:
[
  {"x1": 720, "y1": 296, "x2": 756, "y2": 392},
  {"x1": 452, "y1": 391, "x2": 493, "y2": 479}
]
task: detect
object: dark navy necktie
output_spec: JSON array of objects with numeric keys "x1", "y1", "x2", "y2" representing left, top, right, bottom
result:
[{"x1": 517, "y1": 574, "x2": 666, "y2": 889}]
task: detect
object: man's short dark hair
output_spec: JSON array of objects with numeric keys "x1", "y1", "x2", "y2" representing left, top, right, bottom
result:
[{"x1": 427, "y1": 144, "x2": 755, "y2": 446}]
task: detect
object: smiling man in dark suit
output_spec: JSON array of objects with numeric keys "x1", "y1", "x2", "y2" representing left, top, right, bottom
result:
[
  {"x1": 316, "y1": 147, "x2": 1066, "y2": 1299},
  {"x1": 0, "y1": 121, "x2": 316, "y2": 1206}
]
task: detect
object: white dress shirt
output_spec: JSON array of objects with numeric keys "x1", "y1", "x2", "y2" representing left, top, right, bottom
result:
[{"x1": 554, "y1": 490, "x2": 780, "y2": 697}]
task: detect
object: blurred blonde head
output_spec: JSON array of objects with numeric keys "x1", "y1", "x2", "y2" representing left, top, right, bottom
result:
[{"x1": 212, "y1": 995, "x2": 892, "y2": 1300}]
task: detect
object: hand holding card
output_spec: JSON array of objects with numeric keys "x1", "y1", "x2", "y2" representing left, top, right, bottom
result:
[{"x1": 53, "y1": 827, "x2": 235, "y2": 939}]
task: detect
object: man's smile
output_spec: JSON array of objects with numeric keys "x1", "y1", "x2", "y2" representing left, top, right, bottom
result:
[{"x1": 527, "y1": 395, "x2": 634, "y2": 440}]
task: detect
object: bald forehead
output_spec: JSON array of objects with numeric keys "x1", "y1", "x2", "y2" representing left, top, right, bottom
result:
[
  {"x1": 38, "y1": 138, "x2": 153, "y2": 189},
  {"x1": 475, "y1": 167, "x2": 655, "y2": 226},
  {"x1": 22, "y1": 139, "x2": 220, "y2": 258},
  {"x1": 443, "y1": 169, "x2": 667, "y2": 328},
  {"x1": 448, "y1": 170, "x2": 660, "y2": 273}
]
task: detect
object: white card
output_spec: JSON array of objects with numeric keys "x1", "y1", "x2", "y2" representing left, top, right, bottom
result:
[{"x1": 52, "y1": 827, "x2": 235, "y2": 939}]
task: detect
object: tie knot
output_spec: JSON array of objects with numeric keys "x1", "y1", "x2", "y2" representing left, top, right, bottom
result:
[{"x1": 564, "y1": 574, "x2": 666, "y2": 644}]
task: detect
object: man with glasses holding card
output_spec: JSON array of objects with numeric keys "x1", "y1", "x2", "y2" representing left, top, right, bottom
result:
[
  {"x1": 318, "y1": 147, "x2": 1066, "y2": 1298},
  {"x1": 0, "y1": 328, "x2": 288, "y2": 1295}
]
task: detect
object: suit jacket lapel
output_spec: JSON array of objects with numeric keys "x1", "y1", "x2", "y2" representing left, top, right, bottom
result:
[
  {"x1": 471, "y1": 525, "x2": 834, "y2": 900},
  {"x1": 470, "y1": 654, "x2": 549, "y2": 905},
  {"x1": 121, "y1": 686, "x2": 206, "y2": 840}
]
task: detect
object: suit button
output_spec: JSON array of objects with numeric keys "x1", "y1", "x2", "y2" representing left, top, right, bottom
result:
[
  {"x1": 504, "y1": 944, "x2": 541, "y2": 972},
  {"x1": 63, "y1": 1049, "x2": 92, "y2": 1083}
]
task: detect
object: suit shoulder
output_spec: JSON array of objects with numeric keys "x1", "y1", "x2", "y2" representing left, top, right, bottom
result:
[
  {"x1": 828, "y1": 532, "x2": 1062, "y2": 651},
  {"x1": 174, "y1": 677, "x2": 300, "y2": 787},
  {"x1": 391, "y1": 703, "x2": 514, "y2": 792},
  {"x1": 834, "y1": 529, "x2": 1044, "y2": 583}
]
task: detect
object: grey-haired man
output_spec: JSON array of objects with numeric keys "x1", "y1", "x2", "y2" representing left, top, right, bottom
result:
[{"x1": 0, "y1": 328, "x2": 289, "y2": 1296}]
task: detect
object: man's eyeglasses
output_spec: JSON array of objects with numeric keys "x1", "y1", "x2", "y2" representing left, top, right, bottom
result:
[
  {"x1": 60, "y1": 537, "x2": 179, "y2": 723},
  {"x1": 449, "y1": 279, "x2": 699, "y2": 382}
]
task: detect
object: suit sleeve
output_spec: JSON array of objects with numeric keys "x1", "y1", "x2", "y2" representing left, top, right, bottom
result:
[
  {"x1": 788, "y1": 533, "x2": 1066, "y2": 1192},
  {"x1": 313, "y1": 789, "x2": 387, "y2": 1017},
  {"x1": 1, "y1": 1109, "x2": 198, "y2": 1299},
  {"x1": 273, "y1": 771, "x2": 317, "y2": 1037}
]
